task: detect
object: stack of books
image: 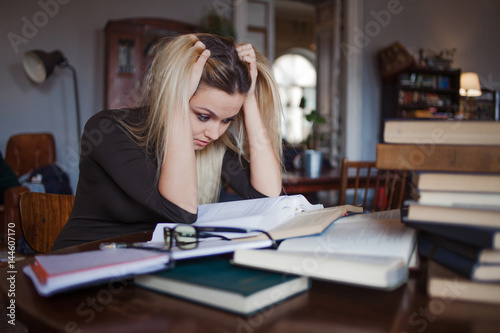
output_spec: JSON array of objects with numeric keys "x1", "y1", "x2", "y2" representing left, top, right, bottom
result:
[{"x1": 377, "y1": 119, "x2": 500, "y2": 305}]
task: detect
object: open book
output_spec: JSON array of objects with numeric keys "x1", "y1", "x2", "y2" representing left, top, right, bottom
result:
[
  {"x1": 233, "y1": 209, "x2": 417, "y2": 290},
  {"x1": 149, "y1": 195, "x2": 362, "y2": 259}
]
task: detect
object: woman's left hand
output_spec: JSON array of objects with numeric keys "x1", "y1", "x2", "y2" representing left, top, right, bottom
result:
[{"x1": 236, "y1": 43, "x2": 257, "y2": 97}]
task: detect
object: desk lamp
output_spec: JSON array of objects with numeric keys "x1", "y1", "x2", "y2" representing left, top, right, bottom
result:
[
  {"x1": 460, "y1": 72, "x2": 482, "y2": 97},
  {"x1": 22, "y1": 50, "x2": 82, "y2": 142},
  {"x1": 459, "y1": 72, "x2": 482, "y2": 119}
]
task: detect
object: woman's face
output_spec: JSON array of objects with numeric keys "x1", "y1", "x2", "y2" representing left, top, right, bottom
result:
[{"x1": 189, "y1": 86, "x2": 245, "y2": 150}]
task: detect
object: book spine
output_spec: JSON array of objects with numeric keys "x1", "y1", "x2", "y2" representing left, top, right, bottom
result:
[
  {"x1": 420, "y1": 232, "x2": 481, "y2": 262},
  {"x1": 403, "y1": 220, "x2": 499, "y2": 249},
  {"x1": 418, "y1": 236, "x2": 478, "y2": 280},
  {"x1": 376, "y1": 144, "x2": 500, "y2": 173}
]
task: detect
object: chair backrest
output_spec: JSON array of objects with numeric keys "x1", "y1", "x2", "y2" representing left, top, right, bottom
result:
[
  {"x1": 338, "y1": 157, "x2": 408, "y2": 212},
  {"x1": 19, "y1": 192, "x2": 75, "y2": 253},
  {"x1": 5, "y1": 133, "x2": 56, "y2": 176}
]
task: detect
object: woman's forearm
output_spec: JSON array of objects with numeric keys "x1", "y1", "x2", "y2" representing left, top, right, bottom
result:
[
  {"x1": 158, "y1": 110, "x2": 198, "y2": 214},
  {"x1": 244, "y1": 96, "x2": 282, "y2": 197}
]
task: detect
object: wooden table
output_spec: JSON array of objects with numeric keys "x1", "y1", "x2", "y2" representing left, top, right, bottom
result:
[
  {"x1": 2, "y1": 232, "x2": 500, "y2": 333},
  {"x1": 282, "y1": 168, "x2": 343, "y2": 195}
]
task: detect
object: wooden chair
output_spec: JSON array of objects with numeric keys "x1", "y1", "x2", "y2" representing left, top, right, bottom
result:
[
  {"x1": 338, "y1": 157, "x2": 409, "y2": 212},
  {"x1": 19, "y1": 192, "x2": 75, "y2": 253},
  {"x1": 2, "y1": 133, "x2": 56, "y2": 242}
]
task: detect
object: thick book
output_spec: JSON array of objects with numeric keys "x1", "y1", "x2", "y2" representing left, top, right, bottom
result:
[
  {"x1": 427, "y1": 261, "x2": 500, "y2": 305},
  {"x1": 412, "y1": 172, "x2": 500, "y2": 193},
  {"x1": 134, "y1": 256, "x2": 310, "y2": 316},
  {"x1": 406, "y1": 203, "x2": 500, "y2": 228},
  {"x1": 383, "y1": 120, "x2": 500, "y2": 145},
  {"x1": 376, "y1": 143, "x2": 500, "y2": 173},
  {"x1": 417, "y1": 190, "x2": 500, "y2": 209},
  {"x1": 233, "y1": 209, "x2": 417, "y2": 290},
  {"x1": 403, "y1": 220, "x2": 500, "y2": 250},
  {"x1": 149, "y1": 195, "x2": 362, "y2": 259},
  {"x1": 419, "y1": 233, "x2": 500, "y2": 281},
  {"x1": 23, "y1": 248, "x2": 170, "y2": 296},
  {"x1": 419, "y1": 232, "x2": 500, "y2": 264}
]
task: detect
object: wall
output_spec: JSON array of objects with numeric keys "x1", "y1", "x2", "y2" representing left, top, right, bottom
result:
[
  {"x1": 274, "y1": 0, "x2": 314, "y2": 59},
  {"x1": 0, "y1": 0, "x2": 232, "y2": 192},
  {"x1": 360, "y1": 0, "x2": 500, "y2": 160},
  {"x1": 3, "y1": 0, "x2": 500, "y2": 190}
]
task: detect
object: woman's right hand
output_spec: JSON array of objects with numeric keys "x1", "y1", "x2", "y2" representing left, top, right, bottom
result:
[{"x1": 189, "y1": 41, "x2": 211, "y2": 98}]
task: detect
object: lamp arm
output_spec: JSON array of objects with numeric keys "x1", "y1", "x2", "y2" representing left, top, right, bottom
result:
[{"x1": 61, "y1": 63, "x2": 82, "y2": 145}]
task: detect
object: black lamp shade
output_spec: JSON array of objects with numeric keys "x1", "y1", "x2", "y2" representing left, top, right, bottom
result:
[{"x1": 22, "y1": 50, "x2": 66, "y2": 84}]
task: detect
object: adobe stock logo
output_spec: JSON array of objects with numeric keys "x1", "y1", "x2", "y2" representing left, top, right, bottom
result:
[{"x1": 7, "y1": 0, "x2": 71, "y2": 54}]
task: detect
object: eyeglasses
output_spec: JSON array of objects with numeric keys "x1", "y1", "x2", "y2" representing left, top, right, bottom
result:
[{"x1": 163, "y1": 225, "x2": 277, "y2": 250}]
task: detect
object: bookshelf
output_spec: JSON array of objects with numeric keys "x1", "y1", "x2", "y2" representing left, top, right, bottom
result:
[
  {"x1": 466, "y1": 88, "x2": 499, "y2": 120},
  {"x1": 380, "y1": 66, "x2": 461, "y2": 140}
]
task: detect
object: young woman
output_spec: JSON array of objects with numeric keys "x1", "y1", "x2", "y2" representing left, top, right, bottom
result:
[{"x1": 52, "y1": 33, "x2": 283, "y2": 250}]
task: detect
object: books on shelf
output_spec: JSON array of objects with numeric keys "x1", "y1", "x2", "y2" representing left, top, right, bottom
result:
[
  {"x1": 427, "y1": 261, "x2": 500, "y2": 305},
  {"x1": 233, "y1": 209, "x2": 417, "y2": 290},
  {"x1": 24, "y1": 248, "x2": 170, "y2": 296},
  {"x1": 148, "y1": 195, "x2": 362, "y2": 260},
  {"x1": 418, "y1": 232, "x2": 500, "y2": 282},
  {"x1": 134, "y1": 256, "x2": 310, "y2": 316},
  {"x1": 376, "y1": 143, "x2": 500, "y2": 173},
  {"x1": 383, "y1": 120, "x2": 500, "y2": 145}
]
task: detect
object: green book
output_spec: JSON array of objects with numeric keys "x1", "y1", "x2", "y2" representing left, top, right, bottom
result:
[{"x1": 134, "y1": 256, "x2": 310, "y2": 316}]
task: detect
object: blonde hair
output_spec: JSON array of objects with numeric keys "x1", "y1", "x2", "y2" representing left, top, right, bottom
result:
[{"x1": 115, "y1": 33, "x2": 283, "y2": 204}]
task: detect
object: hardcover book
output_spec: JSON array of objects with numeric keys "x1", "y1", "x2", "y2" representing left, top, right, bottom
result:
[
  {"x1": 427, "y1": 261, "x2": 500, "y2": 305},
  {"x1": 406, "y1": 203, "x2": 500, "y2": 228},
  {"x1": 412, "y1": 172, "x2": 500, "y2": 193},
  {"x1": 134, "y1": 256, "x2": 310, "y2": 316},
  {"x1": 383, "y1": 120, "x2": 500, "y2": 145},
  {"x1": 403, "y1": 220, "x2": 500, "y2": 250},
  {"x1": 419, "y1": 233, "x2": 500, "y2": 281},
  {"x1": 233, "y1": 209, "x2": 417, "y2": 290},
  {"x1": 376, "y1": 143, "x2": 500, "y2": 173},
  {"x1": 24, "y1": 248, "x2": 171, "y2": 296}
]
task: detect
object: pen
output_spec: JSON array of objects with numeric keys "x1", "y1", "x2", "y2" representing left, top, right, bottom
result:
[{"x1": 99, "y1": 242, "x2": 170, "y2": 252}]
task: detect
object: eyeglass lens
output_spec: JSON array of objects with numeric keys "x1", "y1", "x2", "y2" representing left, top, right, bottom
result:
[
  {"x1": 174, "y1": 225, "x2": 198, "y2": 250},
  {"x1": 164, "y1": 225, "x2": 199, "y2": 250}
]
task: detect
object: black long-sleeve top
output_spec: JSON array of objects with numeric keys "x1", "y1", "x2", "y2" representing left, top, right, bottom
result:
[{"x1": 52, "y1": 109, "x2": 266, "y2": 250}]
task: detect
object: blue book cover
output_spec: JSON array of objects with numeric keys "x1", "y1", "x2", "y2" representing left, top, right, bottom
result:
[
  {"x1": 404, "y1": 219, "x2": 500, "y2": 250},
  {"x1": 418, "y1": 234, "x2": 500, "y2": 281}
]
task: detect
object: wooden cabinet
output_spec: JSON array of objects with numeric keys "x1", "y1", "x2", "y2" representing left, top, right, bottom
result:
[{"x1": 104, "y1": 18, "x2": 196, "y2": 109}]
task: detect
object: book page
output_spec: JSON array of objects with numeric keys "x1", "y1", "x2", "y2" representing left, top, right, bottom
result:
[
  {"x1": 335, "y1": 209, "x2": 401, "y2": 224},
  {"x1": 278, "y1": 210, "x2": 416, "y2": 263},
  {"x1": 195, "y1": 194, "x2": 322, "y2": 227},
  {"x1": 267, "y1": 206, "x2": 361, "y2": 240},
  {"x1": 150, "y1": 195, "x2": 323, "y2": 242}
]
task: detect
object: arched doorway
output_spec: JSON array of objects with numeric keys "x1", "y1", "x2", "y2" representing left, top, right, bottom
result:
[{"x1": 273, "y1": 49, "x2": 316, "y2": 146}]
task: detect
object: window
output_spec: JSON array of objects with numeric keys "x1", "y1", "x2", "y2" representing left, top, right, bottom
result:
[{"x1": 273, "y1": 50, "x2": 316, "y2": 145}]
